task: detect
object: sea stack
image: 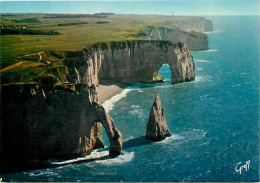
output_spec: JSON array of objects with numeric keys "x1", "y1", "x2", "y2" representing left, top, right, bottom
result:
[{"x1": 146, "y1": 94, "x2": 171, "y2": 141}]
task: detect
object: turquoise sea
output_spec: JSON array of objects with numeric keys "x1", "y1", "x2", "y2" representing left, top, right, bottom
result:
[{"x1": 1, "y1": 16, "x2": 259, "y2": 182}]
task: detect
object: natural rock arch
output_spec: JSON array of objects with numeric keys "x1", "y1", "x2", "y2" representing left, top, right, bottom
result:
[
  {"x1": 64, "y1": 40, "x2": 195, "y2": 87},
  {"x1": 0, "y1": 84, "x2": 123, "y2": 173},
  {"x1": 100, "y1": 41, "x2": 195, "y2": 84},
  {"x1": 155, "y1": 63, "x2": 172, "y2": 81},
  {"x1": 86, "y1": 103, "x2": 123, "y2": 157}
]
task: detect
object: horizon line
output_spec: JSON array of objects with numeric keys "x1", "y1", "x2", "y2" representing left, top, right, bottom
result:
[{"x1": 0, "y1": 12, "x2": 260, "y2": 16}]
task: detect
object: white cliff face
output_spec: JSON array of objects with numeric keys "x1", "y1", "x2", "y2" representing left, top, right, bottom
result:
[
  {"x1": 171, "y1": 43, "x2": 196, "y2": 83},
  {"x1": 0, "y1": 40, "x2": 195, "y2": 173},
  {"x1": 165, "y1": 17, "x2": 213, "y2": 32},
  {"x1": 142, "y1": 27, "x2": 209, "y2": 51},
  {"x1": 79, "y1": 50, "x2": 103, "y2": 86},
  {"x1": 66, "y1": 40, "x2": 196, "y2": 86}
]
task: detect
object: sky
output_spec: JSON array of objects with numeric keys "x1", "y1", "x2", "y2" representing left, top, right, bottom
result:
[{"x1": 0, "y1": 0, "x2": 259, "y2": 15}]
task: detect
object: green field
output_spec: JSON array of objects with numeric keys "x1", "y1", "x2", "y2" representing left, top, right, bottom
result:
[{"x1": 0, "y1": 13, "x2": 205, "y2": 86}]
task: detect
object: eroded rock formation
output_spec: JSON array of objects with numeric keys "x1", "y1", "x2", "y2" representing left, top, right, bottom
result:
[
  {"x1": 146, "y1": 94, "x2": 171, "y2": 141},
  {"x1": 165, "y1": 16, "x2": 213, "y2": 32},
  {"x1": 0, "y1": 84, "x2": 122, "y2": 173},
  {"x1": 1, "y1": 40, "x2": 195, "y2": 173},
  {"x1": 63, "y1": 40, "x2": 196, "y2": 85},
  {"x1": 4, "y1": 40, "x2": 196, "y2": 86},
  {"x1": 141, "y1": 26, "x2": 209, "y2": 51}
]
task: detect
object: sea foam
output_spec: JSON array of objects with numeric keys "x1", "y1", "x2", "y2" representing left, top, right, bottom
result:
[
  {"x1": 95, "y1": 151, "x2": 135, "y2": 165},
  {"x1": 197, "y1": 49, "x2": 218, "y2": 53},
  {"x1": 102, "y1": 84, "x2": 142, "y2": 113},
  {"x1": 194, "y1": 75, "x2": 212, "y2": 83},
  {"x1": 204, "y1": 30, "x2": 225, "y2": 34},
  {"x1": 102, "y1": 88, "x2": 133, "y2": 113},
  {"x1": 129, "y1": 108, "x2": 145, "y2": 118},
  {"x1": 195, "y1": 59, "x2": 211, "y2": 63},
  {"x1": 155, "y1": 134, "x2": 184, "y2": 144},
  {"x1": 181, "y1": 129, "x2": 208, "y2": 141},
  {"x1": 51, "y1": 149, "x2": 109, "y2": 165}
]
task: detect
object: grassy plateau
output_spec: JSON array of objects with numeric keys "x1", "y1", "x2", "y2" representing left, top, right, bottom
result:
[{"x1": 0, "y1": 13, "x2": 206, "y2": 86}]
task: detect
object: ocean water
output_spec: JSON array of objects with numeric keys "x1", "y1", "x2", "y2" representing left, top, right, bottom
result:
[{"x1": 2, "y1": 16, "x2": 259, "y2": 182}]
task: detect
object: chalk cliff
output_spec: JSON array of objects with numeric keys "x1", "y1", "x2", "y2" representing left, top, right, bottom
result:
[
  {"x1": 0, "y1": 40, "x2": 195, "y2": 173},
  {"x1": 2, "y1": 41, "x2": 195, "y2": 86},
  {"x1": 140, "y1": 26, "x2": 209, "y2": 51},
  {"x1": 64, "y1": 40, "x2": 195, "y2": 85},
  {"x1": 146, "y1": 94, "x2": 171, "y2": 141},
  {"x1": 0, "y1": 84, "x2": 122, "y2": 174},
  {"x1": 165, "y1": 16, "x2": 213, "y2": 32}
]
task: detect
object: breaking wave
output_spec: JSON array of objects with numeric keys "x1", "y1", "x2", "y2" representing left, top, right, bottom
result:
[
  {"x1": 197, "y1": 49, "x2": 218, "y2": 53},
  {"x1": 194, "y1": 75, "x2": 212, "y2": 83},
  {"x1": 181, "y1": 129, "x2": 208, "y2": 141},
  {"x1": 95, "y1": 151, "x2": 134, "y2": 165},
  {"x1": 103, "y1": 87, "x2": 136, "y2": 113},
  {"x1": 155, "y1": 134, "x2": 184, "y2": 144},
  {"x1": 204, "y1": 30, "x2": 225, "y2": 34},
  {"x1": 131, "y1": 105, "x2": 140, "y2": 108},
  {"x1": 123, "y1": 136, "x2": 135, "y2": 142},
  {"x1": 195, "y1": 59, "x2": 211, "y2": 63},
  {"x1": 129, "y1": 108, "x2": 145, "y2": 118},
  {"x1": 154, "y1": 84, "x2": 172, "y2": 88},
  {"x1": 50, "y1": 149, "x2": 109, "y2": 165},
  {"x1": 28, "y1": 169, "x2": 57, "y2": 177}
]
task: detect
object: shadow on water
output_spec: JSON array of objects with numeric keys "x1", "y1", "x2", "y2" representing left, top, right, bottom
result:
[
  {"x1": 123, "y1": 136, "x2": 153, "y2": 149},
  {"x1": 48, "y1": 154, "x2": 110, "y2": 168},
  {"x1": 9, "y1": 136, "x2": 153, "y2": 174},
  {"x1": 138, "y1": 83, "x2": 161, "y2": 88},
  {"x1": 47, "y1": 136, "x2": 152, "y2": 168}
]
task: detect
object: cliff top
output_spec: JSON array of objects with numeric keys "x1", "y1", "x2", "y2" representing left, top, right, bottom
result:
[
  {"x1": 0, "y1": 13, "x2": 209, "y2": 86},
  {"x1": 0, "y1": 40, "x2": 178, "y2": 86},
  {"x1": 0, "y1": 13, "x2": 211, "y2": 67}
]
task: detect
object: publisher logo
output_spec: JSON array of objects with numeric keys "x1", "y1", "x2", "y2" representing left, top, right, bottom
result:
[{"x1": 235, "y1": 160, "x2": 250, "y2": 175}]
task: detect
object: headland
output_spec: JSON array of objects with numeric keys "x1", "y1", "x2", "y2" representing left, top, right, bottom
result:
[{"x1": 0, "y1": 13, "x2": 212, "y2": 174}]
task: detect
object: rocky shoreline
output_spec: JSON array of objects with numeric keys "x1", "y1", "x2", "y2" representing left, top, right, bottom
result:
[
  {"x1": 0, "y1": 16, "x2": 212, "y2": 174},
  {"x1": 1, "y1": 40, "x2": 195, "y2": 174}
]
